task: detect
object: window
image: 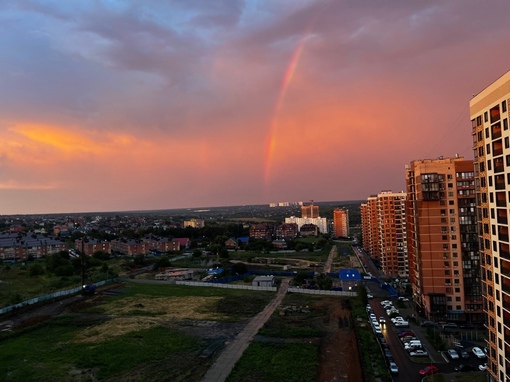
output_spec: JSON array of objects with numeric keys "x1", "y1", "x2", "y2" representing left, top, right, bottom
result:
[
  {"x1": 506, "y1": 137, "x2": 509, "y2": 149},
  {"x1": 503, "y1": 100, "x2": 507, "y2": 113},
  {"x1": 487, "y1": 143, "x2": 491, "y2": 154},
  {"x1": 485, "y1": 111, "x2": 488, "y2": 122},
  {"x1": 504, "y1": 118, "x2": 508, "y2": 130}
]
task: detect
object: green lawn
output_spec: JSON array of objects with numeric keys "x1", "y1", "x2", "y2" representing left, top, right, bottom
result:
[{"x1": 226, "y1": 342, "x2": 318, "y2": 382}]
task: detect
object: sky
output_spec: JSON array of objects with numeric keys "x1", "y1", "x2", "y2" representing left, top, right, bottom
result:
[{"x1": 1, "y1": 0, "x2": 510, "y2": 215}]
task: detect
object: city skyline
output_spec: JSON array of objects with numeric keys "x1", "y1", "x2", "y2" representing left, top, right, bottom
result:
[{"x1": 1, "y1": 1, "x2": 510, "y2": 214}]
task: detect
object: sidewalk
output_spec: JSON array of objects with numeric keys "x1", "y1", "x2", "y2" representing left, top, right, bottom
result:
[{"x1": 201, "y1": 278, "x2": 290, "y2": 382}]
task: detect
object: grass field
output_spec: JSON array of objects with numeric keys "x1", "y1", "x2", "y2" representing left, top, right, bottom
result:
[
  {"x1": 0, "y1": 282, "x2": 276, "y2": 382},
  {"x1": 226, "y1": 342, "x2": 318, "y2": 382}
]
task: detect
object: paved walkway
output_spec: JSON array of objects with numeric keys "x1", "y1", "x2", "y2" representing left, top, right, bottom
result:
[{"x1": 201, "y1": 278, "x2": 290, "y2": 382}]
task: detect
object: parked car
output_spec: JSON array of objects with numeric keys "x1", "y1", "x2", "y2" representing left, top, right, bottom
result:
[
  {"x1": 397, "y1": 330, "x2": 414, "y2": 337},
  {"x1": 419, "y1": 365, "x2": 439, "y2": 376},
  {"x1": 448, "y1": 349, "x2": 460, "y2": 360},
  {"x1": 442, "y1": 323, "x2": 458, "y2": 329},
  {"x1": 367, "y1": 293, "x2": 374, "y2": 299},
  {"x1": 389, "y1": 362, "x2": 398, "y2": 374},
  {"x1": 391, "y1": 316, "x2": 404, "y2": 324},
  {"x1": 472, "y1": 347, "x2": 486, "y2": 358},
  {"x1": 398, "y1": 296, "x2": 409, "y2": 301},
  {"x1": 420, "y1": 320, "x2": 435, "y2": 327},
  {"x1": 455, "y1": 364, "x2": 475, "y2": 372},
  {"x1": 479, "y1": 363, "x2": 487, "y2": 371},
  {"x1": 395, "y1": 320, "x2": 409, "y2": 328},
  {"x1": 460, "y1": 350, "x2": 469, "y2": 359},
  {"x1": 384, "y1": 349, "x2": 393, "y2": 360},
  {"x1": 410, "y1": 349, "x2": 428, "y2": 357}
]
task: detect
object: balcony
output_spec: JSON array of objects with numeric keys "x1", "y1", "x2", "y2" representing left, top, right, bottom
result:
[{"x1": 501, "y1": 244, "x2": 510, "y2": 261}]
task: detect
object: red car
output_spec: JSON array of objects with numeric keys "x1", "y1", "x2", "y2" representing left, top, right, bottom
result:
[{"x1": 419, "y1": 365, "x2": 439, "y2": 376}]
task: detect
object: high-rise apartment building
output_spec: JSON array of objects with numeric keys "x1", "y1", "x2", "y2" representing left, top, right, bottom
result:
[
  {"x1": 301, "y1": 203, "x2": 319, "y2": 218},
  {"x1": 361, "y1": 196, "x2": 379, "y2": 260},
  {"x1": 470, "y1": 70, "x2": 510, "y2": 382},
  {"x1": 361, "y1": 191, "x2": 408, "y2": 278},
  {"x1": 333, "y1": 208, "x2": 349, "y2": 238},
  {"x1": 406, "y1": 157, "x2": 481, "y2": 326}
]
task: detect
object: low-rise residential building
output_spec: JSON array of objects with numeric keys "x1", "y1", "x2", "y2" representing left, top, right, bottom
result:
[
  {"x1": 75, "y1": 238, "x2": 111, "y2": 256},
  {"x1": 300, "y1": 223, "x2": 319, "y2": 237},
  {"x1": 249, "y1": 224, "x2": 273, "y2": 240},
  {"x1": 275, "y1": 223, "x2": 298, "y2": 239},
  {"x1": 110, "y1": 238, "x2": 150, "y2": 256},
  {"x1": 0, "y1": 232, "x2": 68, "y2": 260}
]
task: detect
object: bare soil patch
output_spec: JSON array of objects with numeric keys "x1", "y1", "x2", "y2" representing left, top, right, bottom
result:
[{"x1": 315, "y1": 299, "x2": 363, "y2": 382}]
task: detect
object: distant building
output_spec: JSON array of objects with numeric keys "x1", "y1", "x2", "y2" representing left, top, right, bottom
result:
[
  {"x1": 75, "y1": 238, "x2": 111, "y2": 256},
  {"x1": 285, "y1": 216, "x2": 328, "y2": 234},
  {"x1": 0, "y1": 233, "x2": 68, "y2": 260},
  {"x1": 173, "y1": 238, "x2": 191, "y2": 249},
  {"x1": 361, "y1": 191, "x2": 407, "y2": 278},
  {"x1": 143, "y1": 234, "x2": 180, "y2": 253},
  {"x1": 110, "y1": 238, "x2": 150, "y2": 256},
  {"x1": 301, "y1": 203, "x2": 319, "y2": 218},
  {"x1": 249, "y1": 224, "x2": 273, "y2": 240},
  {"x1": 275, "y1": 223, "x2": 298, "y2": 239},
  {"x1": 272, "y1": 239, "x2": 287, "y2": 250},
  {"x1": 333, "y1": 208, "x2": 349, "y2": 238},
  {"x1": 183, "y1": 218, "x2": 204, "y2": 229},
  {"x1": 225, "y1": 238, "x2": 239, "y2": 250},
  {"x1": 300, "y1": 223, "x2": 319, "y2": 237}
]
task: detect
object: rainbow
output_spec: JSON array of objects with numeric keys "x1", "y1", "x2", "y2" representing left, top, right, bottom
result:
[{"x1": 263, "y1": 15, "x2": 319, "y2": 187}]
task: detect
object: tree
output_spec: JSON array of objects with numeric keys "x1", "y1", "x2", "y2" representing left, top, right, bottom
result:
[
  {"x1": 316, "y1": 273, "x2": 332, "y2": 290},
  {"x1": 219, "y1": 248, "x2": 229, "y2": 259},
  {"x1": 231, "y1": 262, "x2": 248, "y2": 275},
  {"x1": 28, "y1": 263, "x2": 44, "y2": 276},
  {"x1": 93, "y1": 251, "x2": 110, "y2": 261},
  {"x1": 154, "y1": 256, "x2": 171, "y2": 270},
  {"x1": 192, "y1": 249, "x2": 203, "y2": 258}
]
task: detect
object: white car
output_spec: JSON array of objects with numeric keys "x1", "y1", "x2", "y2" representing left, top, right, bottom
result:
[
  {"x1": 391, "y1": 316, "x2": 404, "y2": 324},
  {"x1": 479, "y1": 363, "x2": 487, "y2": 371},
  {"x1": 472, "y1": 347, "x2": 486, "y2": 358},
  {"x1": 367, "y1": 293, "x2": 374, "y2": 299},
  {"x1": 448, "y1": 349, "x2": 460, "y2": 359},
  {"x1": 410, "y1": 349, "x2": 428, "y2": 357},
  {"x1": 394, "y1": 320, "x2": 409, "y2": 327},
  {"x1": 389, "y1": 362, "x2": 398, "y2": 374}
]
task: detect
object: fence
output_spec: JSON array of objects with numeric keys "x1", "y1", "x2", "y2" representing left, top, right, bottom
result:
[
  {"x1": 176, "y1": 280, "x2": 276, "y2": 292},
  {"x1": 287, "y1": 287, "x2": 356, "y2": 297},
  {"x1": 0, "y1": 279, "x2": 115, "y2": 316}
]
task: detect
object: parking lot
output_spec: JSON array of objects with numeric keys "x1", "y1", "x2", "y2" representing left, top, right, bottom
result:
[{"x1": 366, "y1": 295, "x2": 487, "y2": 381}]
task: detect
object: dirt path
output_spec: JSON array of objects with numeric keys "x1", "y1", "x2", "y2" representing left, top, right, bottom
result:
[{"x1": 315, "y1": 300, "x2": 363, "y2": 382}]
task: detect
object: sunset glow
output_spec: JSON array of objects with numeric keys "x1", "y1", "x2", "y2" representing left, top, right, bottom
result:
[{"x1": 0, "y1": 1, "x2": 509, "y2": 214}]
